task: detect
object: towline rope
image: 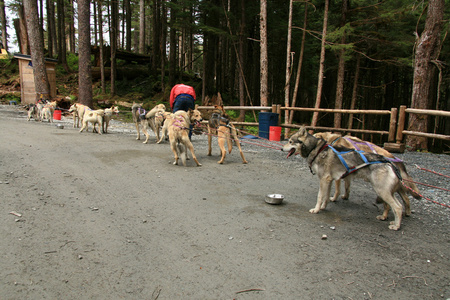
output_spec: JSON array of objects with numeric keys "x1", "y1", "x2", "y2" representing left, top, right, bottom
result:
[
  {"x1": 415, "y1": 165, "x2": 450, "y2": 178},
  {"x1": 401, "y1": 181, "x2": 450, "y2": 209},
  {"x1": 195, "y1": 123, "x2": 284, "y2": 151}
]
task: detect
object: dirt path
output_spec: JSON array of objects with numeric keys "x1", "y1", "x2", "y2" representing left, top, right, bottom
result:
[{"x1": 0, "y1": 105, "x2": 449, "y2": 299}]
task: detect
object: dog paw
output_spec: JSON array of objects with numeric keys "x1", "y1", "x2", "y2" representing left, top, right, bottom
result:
[
  {"x1": 376, "y1": 215, "x2": 387, "y2": 221},
  {"x1": 329, "y1": 197, "x2": 337, "y2": 202},
  {"x1": 388, "y1": 224, "x2": 400, "y2": 230},
  {"x1": 309, "y1": 208, "x2": 320, "y2": 214},
  {"x1": 341, "y1": 195, "x2": 349, "y2": 200}
]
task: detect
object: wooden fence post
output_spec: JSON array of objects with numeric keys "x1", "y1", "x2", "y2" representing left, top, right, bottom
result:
[
  {"x1": 388, "y1": 107, "x2": 397, "y2": 142},
  {"x1": 396, "y1": 105, "x2": 406, "y2": 143}
]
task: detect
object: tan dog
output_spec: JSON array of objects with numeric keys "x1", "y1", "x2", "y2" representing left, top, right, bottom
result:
[
  {"x1": 40, "y1": 101, "x2": 57, "y2": 123},
  {"x1": 207, "y1": 105, "x2": 248, "y2": 164},
  {"x1": 80, "y1": 109, "x2": 104, "y2": 134},
  {"x1": 27, "y1": 104, "x2": 39, "y2": 121},
  {"x1": 131, "y1": 103, "x2": 166, "y2": 143},
  {"x1": 283, "y1": 127, "x2": 406, "y2": 230},
  {"x1": 314, "y1": 132, "x2": 420, "y2": 219},
  {"x1": 102, "y1": 105, "x2": 120, "y2": 133},
  {"x1": 156, "y1": 112, "x2": 174, "y2": 144},
  {"x1": 68, "y1": 103, "x2": 89, "y2": 128},
  {"x1": 167, "y1": 109, "x2": 203, "y2": 167},
  {"x1": 142, "y1": 104, "x2": 166, "y2": 143}
]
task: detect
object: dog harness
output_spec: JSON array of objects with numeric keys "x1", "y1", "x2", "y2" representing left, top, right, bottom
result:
[
  {"x1": 210, "y1": 113, "x2": 230, "y2": 129},
  {"x1": 327, "y1": 145, "x2": 388, "y2": 178},
  {"x1": 342, "y1": 137, "x2": 403, "y2": 163}
]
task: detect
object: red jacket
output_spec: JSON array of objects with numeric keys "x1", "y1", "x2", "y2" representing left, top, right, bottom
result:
[{"x1": 169, "y1": 84, "x2": 196, "y2": 109}]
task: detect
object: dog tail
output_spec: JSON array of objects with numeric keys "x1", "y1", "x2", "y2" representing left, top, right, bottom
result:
[
  {"x1": 177, "y1": 142, "x2": 187, "y2": 166},
  {"x1": 131, "y1": 104, "x2": 141, "y2": 123},
  {"x1": 395, "y1": 162, "x2": 421, "y2": 199}
]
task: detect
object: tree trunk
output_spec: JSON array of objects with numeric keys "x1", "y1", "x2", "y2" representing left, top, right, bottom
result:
[
  {"x1": 260, "y1": 0, "x2": 268, "y2": 106},
  {"x1": 57, "y1": 0, "x2": 69, "y2": 71},
  {"x1": 125, "y1": 0, "x2": 131, "y2": 51},
  {"x1": 160, "y1": 1, "x2": 167, "y2": 93},
  {"x1": 406, "y1": 0, "x2": 445, "y2": 151},
  {"x1": 110, "y1": 0, "x2": 118, "y2": 96},
  {"x1": 46, "y1": 0, "x2": 53, "y2": 57},
  {"x1": 18, "y1": 5, "x2": 30, "y2": 54},
  {"x1": 284, "y1": 0, "x2": 293, "y2": 134},
  {"x1": 0, "y1": 0, "x2": 8, "y2": 50},
  {"x1": 78, "y1": 0, "x2": 93, "y2": 107},
  {"x1": 168, "y1": 0, "x2": 177, "y2": 87},
  {"x1": 334, "y1": 0, "x2": 348, "y2": 129},
  {"x1": 98, "y1": 0, "x2": 106, "y2": 94},
  {"x1": 23, "y1": 0, "x2": 50, "y2": 100},
  {"x1": 238, "y1": 0, "x2": 246, "y2": 121},
  {"x1": 48, "y1": 0, "x2": 57, "y2": 56},
  {"x1": 311, "y1": 0, "x2": 329, "y2": 130},
  {"x1": 289, "y1": 4, "x2": 308, "y2": 126},
  {"x1": 93, "y1": 1, "x2": 98, "y2": 46},
  {"x1": 347, "y1": 53, "x2": 361, "y2": 130},
  {"x1": 139, "y1": 0, "x2": 145, "y2": 53}
]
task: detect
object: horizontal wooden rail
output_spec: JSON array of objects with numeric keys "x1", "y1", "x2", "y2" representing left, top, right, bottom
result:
[
  {"x1": 397, "y1": 105, "x2": 450, "y2": 143},
  {"x1": 281, "y1": 106, "x2": 391, "y2": 115}
]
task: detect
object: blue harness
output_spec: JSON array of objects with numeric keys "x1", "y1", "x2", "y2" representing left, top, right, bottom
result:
[{"x1": 327, "y1": 145, "x2": 386, "y2": 178}]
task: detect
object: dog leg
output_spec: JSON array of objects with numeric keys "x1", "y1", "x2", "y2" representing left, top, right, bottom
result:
[
  {"x1": 184, "y1": 137, "x2": 202, "y2": 166},
  {"x1": 342, "y1": 178, "x2": 351, "y2": 199},
  {"x1": 231, "y1": 126, "x2": 248, "y2": 164},
  {"x1": 380, "y1": 189, "x2": 410, "y2": 219},
  {"x1": 135, "y1": 121, "x2": 140, "y2": 140},
  {"x1": 378, "y1": 192, "x2": 403, "y2": 230},
  {"x1": 330, "y1": 180, "x2": 341, "y2": 202},
  {"x1": 217, "y1": 128, "x2": 227, "y2": 164},
  {"x1": 170, "y1": 139, "x2": 180, "y2": 165},
  {"x1": 142, "y1": 121, "x2": 150, "y2": 144},
  {"x1": 207, "y1": 126, "x2": 213, "y2": 156},
  {"x1": 311, "y1": 176, "x2": 332, "y2": 213}
]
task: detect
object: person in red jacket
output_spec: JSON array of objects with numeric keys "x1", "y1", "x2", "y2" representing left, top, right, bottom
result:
[
  {"x1": 169, "y1": 84, "x2": 197, "y2": 139},
  {"x1": 170, "y1": 84, "x2": 196, "y2": 113}
]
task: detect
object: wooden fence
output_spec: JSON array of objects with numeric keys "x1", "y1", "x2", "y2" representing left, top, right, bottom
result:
[{"x1": 197, "y1": 105, "x2": 450, "y2": 147}]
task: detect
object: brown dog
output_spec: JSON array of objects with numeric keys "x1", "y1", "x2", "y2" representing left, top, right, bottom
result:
[
  {"x1": 207, "y1": 105, "x2": 248, "y2": 164},
  {"x1": 314, "y1": 132, "x2": 421, "y2": 219},
  {"x1": 167, "y1": 109, "x2": 203, "y2": 167}
]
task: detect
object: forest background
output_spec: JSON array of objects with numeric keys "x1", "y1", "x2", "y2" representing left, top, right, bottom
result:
[{"x1": 0, "y1": 0, "x2": 449, "y2": 152}]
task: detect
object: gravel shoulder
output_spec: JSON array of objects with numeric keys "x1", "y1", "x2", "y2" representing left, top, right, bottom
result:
[{"x1": 0, "y1": 105, "x2": 449, "y2": 299}]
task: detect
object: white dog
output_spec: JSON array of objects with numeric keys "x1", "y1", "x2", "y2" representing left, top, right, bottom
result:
[
  {"x1": 102, "y1": 105, "x2": 120, "y2": 133},
  {"x1": 68, "y1": 103, "x2": 89, "y2": 128},
  {"x1": 80, "y1": 109, "x2": 104, "y2": 134},
  {"x1": 40, "y1": 101, "x2": 57, "y2": 123}
]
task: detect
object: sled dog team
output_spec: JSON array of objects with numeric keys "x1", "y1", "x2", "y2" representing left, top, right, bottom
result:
[{"x1": 27, "y1": 101, "x2": 421, "y2": 231}]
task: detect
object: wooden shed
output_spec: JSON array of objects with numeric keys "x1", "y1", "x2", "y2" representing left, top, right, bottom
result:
[{"x1": 14, "y1": 54, "x2": 57, "y2": 104}]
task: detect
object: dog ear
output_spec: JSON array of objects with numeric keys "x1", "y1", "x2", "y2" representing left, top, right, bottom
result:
[
  {"x1": 195, "y1": 104, "x2": 199, "y2": 110},
  {"x1": 298, "y1": 126, "x2": 307, "y2": 136}
]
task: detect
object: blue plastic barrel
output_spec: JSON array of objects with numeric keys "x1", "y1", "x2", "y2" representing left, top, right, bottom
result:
[{"x1": 259, "y1": 112, "x2": 279, "y2": 139}]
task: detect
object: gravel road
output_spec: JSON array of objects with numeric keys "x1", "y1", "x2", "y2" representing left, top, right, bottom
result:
[{"x1": 1, "y1": 104, "x2": 449, "y2": 299}]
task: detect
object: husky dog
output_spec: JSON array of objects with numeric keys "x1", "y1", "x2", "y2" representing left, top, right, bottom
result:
[
  {"x1": 283, "y1": 126, "x2": 407, "y2": 231},
  {"x1": 167, "y1": 109, "x2": 203, "y2": 167},
  {"x1": 313, "y1": 132, "x2": 421, "y2": 219},
  {"x1": 79, "y1": 109, "x2": 104, "y2": 134},
  {"x1": 40, "y1": 101, "x2": 57, "y2": 123},
  {"x1": 207, "y1": 105, "x2": 248, "y2": 164},
  {"x1": 156, "y1": 112, "x2": 174, "y2": 144},
  {"x1": 102, "y1": 105, "x2": 120, "y2": 133},
  {"x1": 27, "y1": 104, "x2": 39, "y2": 121},
  {"x1": 132, "y1": 103, "x2": 166, "y2": 143},
  {"x1": 68, "y1": 103, "x2": 89, "y2": 128}
]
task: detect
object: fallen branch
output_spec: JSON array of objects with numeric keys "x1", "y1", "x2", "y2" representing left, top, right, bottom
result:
[
  {"x1": 235, "y1": 288, "x2": 265, "y2": 294},
  {"x1": 402, "y1": 276, "x2": 428, "y2": 286}
]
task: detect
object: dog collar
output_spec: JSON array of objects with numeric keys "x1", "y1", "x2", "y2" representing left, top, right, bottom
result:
[{"x1": 308, "y1": 141, "x2": 329, "y2": 174}]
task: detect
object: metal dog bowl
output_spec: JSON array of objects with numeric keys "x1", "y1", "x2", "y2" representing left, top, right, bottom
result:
[
  {"x1": 56, "y1": 124, "x2": 64, "y2": 129},
  {"x1": 265, "y1": 194, "x2": 285, "y2": 205}
]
